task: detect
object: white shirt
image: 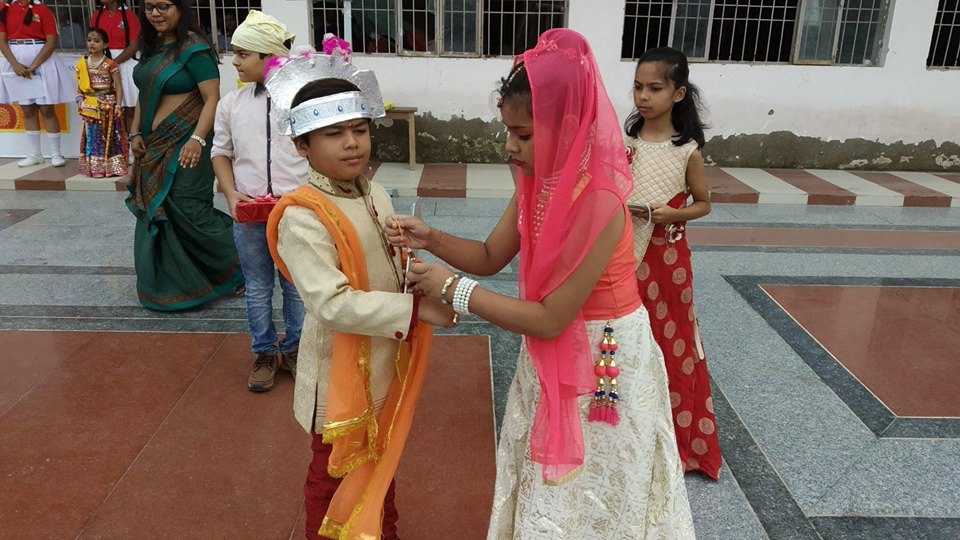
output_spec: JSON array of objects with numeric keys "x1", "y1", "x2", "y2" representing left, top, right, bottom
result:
[{"x1": 212, "y1": 84, "x2": 309, "y2": 197}]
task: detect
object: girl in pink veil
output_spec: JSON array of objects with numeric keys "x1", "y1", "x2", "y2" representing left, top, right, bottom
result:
[{"x1": 385, "y1": 29, "x2": 694, "y2": 538}]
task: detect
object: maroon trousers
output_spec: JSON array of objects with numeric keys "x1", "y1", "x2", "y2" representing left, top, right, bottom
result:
[{"x1": 304, "y1": 433, "x2": 399, "y2": 540}]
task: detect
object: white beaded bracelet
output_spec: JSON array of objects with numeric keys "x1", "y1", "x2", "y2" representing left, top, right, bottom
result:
[{"x1": 453, "y1": 277, "x2": 479, "y2": 315}]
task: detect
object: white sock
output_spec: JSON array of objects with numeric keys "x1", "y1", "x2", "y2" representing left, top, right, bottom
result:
[
  {"x1": 25, "y1": 131, "x2": 41, "y2": 157},
  {"x1": 46, "y1": 132, "x2": 62, "y2": 157}
]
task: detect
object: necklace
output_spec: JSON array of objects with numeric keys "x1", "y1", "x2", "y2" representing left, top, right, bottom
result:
[{"x1": 88, "y1": 55, "x2": 106, "y2": 69}]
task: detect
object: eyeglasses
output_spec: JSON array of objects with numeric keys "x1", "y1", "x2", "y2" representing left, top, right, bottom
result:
[{"x1": 143, "y1": 3, "x2": 175, "y2": 14}]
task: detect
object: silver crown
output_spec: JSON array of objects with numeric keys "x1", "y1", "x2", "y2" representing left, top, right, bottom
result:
[{"x1": 264, "y1": 38, "x2": 385, "y2": 137}]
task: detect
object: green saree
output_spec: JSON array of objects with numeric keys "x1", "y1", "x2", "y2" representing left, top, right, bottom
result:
[{"x1": 126, "y1": 34, "x2": 242, "y2": 311}]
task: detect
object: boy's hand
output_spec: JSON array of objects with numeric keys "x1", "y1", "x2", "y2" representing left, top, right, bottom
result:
[
  {"x1": 418, "y1": 297, "x2": 457, "y2": 328},
  {"x1": 224, "y1": 189, "x2": 253, "y2": 221}
]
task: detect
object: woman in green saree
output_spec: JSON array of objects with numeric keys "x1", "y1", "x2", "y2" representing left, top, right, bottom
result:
[{"x1": 126, "y1": 0, "x2": 242, "y2": 311}]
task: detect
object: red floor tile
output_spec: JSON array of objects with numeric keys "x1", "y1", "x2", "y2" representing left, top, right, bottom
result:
[
  {"x1": 13, "y1": 179, "x2": 66, "y2": 190},
  {"x1": 396, "y1": 335, "x2": 496, "y2": 540},
  {"x1": 79, "y1": 334, "x2": 309, "y2": 538},
  {"x1": 419, "y1": 163, "x2": 467, "y2": 198},
  {"x1": 0, "y1": 332, "x2": 226, "y2": 538},
  {"x1": 851, "y1": 172, "x2": 952, "y2": 207},
  {"x1": 0, "y1": 331, "x2": 92, "y2": 416},
  {"x1": 763, "y1": 285, "x2": 960, "y2": 417},
  {"x1": 766, "y1": 169, "x2": 856, "y2": 206},
  {"x1": 705, "y1": 168, "x2": 760, "y2": 204},
  {"x1": 1, "y1": 332, "x2": 495, "y2": 538},
  {"x1": 688, "y1": 227, "x2": 960, "y2": 250}
]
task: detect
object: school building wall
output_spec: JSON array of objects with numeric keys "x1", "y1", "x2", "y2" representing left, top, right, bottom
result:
[{"x1": 3, "y1": 0, "x2": 957, "y2": 170}]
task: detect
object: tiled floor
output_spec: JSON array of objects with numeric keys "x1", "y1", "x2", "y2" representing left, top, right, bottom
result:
[
  {"x1": 1, "y1": 192, "x2": 959, "y2": 539},
  {"x1": 2, "y1": 158, "x2": 959, "y2": 206},
  {"x1": 0, "y1": 332, "x2": 494, "y2": 539}
]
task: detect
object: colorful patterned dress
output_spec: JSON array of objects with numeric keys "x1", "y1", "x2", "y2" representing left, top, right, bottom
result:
[
  {"x1": 626, "y1": 137, "x2": 722, "y2": 480},
  {"x1": 77, "y1": 56, "x2": 128, "y2": 178}
]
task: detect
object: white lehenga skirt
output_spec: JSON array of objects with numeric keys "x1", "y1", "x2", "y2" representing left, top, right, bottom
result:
[{"x1": 487, "y1": 307, "x2": 696, "y2": 539}]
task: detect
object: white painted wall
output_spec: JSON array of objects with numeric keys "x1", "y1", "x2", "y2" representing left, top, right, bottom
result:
[
  {"x1": 4, "y1": 0, "x2": 956, "y2": 159},
  {"x1": 269, "y1": 0, "x2": 960, "y2": 146}
]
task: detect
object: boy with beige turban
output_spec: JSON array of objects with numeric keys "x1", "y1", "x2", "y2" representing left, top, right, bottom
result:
[{"x1": 212, "y1": 11, "x2": 309, "y2": 392}]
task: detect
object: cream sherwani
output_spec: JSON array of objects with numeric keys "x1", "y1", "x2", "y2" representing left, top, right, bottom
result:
[{"x1": 276, "y1": 171, "x2": 415, "y2": 434}]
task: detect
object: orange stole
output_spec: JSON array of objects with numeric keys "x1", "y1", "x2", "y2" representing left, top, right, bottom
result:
[{"x1": 267, "y1": 185, "x2": 434, "y2": 540}]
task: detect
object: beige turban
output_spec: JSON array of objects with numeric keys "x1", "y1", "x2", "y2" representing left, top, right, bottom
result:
[{"x1": 231, "y1": 10, "x2": 296, "y2": 57}]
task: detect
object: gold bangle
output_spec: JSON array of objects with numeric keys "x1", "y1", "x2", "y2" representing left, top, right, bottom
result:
[
  {"x1": 451, "y1": 313, "x2": 460, "y2": 326},
  {"x1": 440, "y1": 274, "x2": 460, "y2": 305}
]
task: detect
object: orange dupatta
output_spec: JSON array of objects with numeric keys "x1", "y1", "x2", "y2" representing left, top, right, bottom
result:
[{"x1": 267, "y1": 185, "x2": 434, "y2": 539}]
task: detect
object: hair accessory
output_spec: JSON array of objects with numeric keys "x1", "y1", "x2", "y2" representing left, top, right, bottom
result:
[
  {"x1": 264, "y1": 34, "x2": 385, "y2": 138},
  {"x1": 504, "y1": 61, "x2": 525, "y2": 87},
  {"x1": 588, "y1": 322, "x2": 621, "y2": 426}
]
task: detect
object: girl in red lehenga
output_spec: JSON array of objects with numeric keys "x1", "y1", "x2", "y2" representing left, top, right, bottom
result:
[{"x1": 625, "y1": 46, "x2": 721, "y2": 480}]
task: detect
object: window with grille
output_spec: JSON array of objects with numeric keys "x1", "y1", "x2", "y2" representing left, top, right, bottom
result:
[
  {"x1": 928, "y1": 0, "x2": 960, "y2": 68},
  {"x1": 49, "y1": 0, "x2": 97, "y2": 51},
  {"x1": 46, "y1": 0, "x2": 259, "y2": 53},
  {"x1": 194, "y1": 0, "x2": 263, "y2": 52},
  {"x1": 312, "y1": 0, "x2": 566, "y2": 56},
  {"x1": 622, "y1": 0, "x2": 890, "y2": 65}
]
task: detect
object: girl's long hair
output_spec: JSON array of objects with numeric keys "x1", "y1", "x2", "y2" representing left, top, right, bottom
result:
[
  {"x1": 624, "y1": 47, "x2": 708, "y2": 148},
  {"x1": 94, "y1": 0, "x2": 131, "y2": 53},
  {"x1": 138, "y1": 0, "x2": 216, "y2": 59},
  {"x1": 0, "y1": 0, "x2": 41, "y2": 28}
]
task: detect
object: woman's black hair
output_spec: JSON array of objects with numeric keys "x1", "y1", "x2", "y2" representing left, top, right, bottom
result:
[
  {"x1": 138, "y1": 0, "x2": 217, "y2": 60},
  {"x1": 496, "y1": 62, "x2": 531, "y2": 112},
  {"x1": 624, "y1": 47, "x2": 707, "y2": 148},
  {"x1": 0, "y1": 0, "x2": 41, "y2": 27},
  {"x1": 86, "y1": 27, "x2": 113, "y2": 58},
  {"x1": 291, "y1": 78, "x2": 364, "y2": 144},
  {"x1": 94, "y1": 1, "x2": 132, "y2": 54}
]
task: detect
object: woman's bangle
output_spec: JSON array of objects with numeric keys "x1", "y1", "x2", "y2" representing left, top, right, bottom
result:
[
  {"x1": 190, "y1": 134, "x2": 207, "y2": 147},
  {"x1": 440, "y1": 274, "x2": 460, "y2": 305},
  {"x1": 128, "y1": 132, "x2": 142, "y2": 141},
  {"x1": 453, "y1": 277, "x2": 479, "y2": 316}
]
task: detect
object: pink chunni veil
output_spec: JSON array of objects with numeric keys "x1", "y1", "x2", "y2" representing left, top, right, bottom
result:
[{"x1": 514, "y1": 29, "x2": 632, "y2": 483}]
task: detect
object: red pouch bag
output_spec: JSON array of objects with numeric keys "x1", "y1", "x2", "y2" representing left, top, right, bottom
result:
[{"x1": 236, "y1": 195, "x2": 280, "y2": 223}]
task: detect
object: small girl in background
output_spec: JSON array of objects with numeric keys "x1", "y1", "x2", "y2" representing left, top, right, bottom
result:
[
  {"x1": 625, "y1": 46, "x2": 722, "y2": 480},
  {"x1": 76, "y1": 27, "x2": 127, "y2": 178}
]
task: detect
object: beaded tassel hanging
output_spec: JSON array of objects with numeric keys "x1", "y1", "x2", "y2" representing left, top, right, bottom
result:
[{"x1": 588, "y1": 322, "x2": 621, "y2": 426}]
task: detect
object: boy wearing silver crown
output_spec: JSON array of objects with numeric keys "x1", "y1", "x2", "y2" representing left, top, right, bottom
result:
[
  {"x1": 263, "y1": 36, "x2": 455, "y2": 540},
  {"x1": 211, "y1": 11, "x2": 308, "y2": 393}
]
